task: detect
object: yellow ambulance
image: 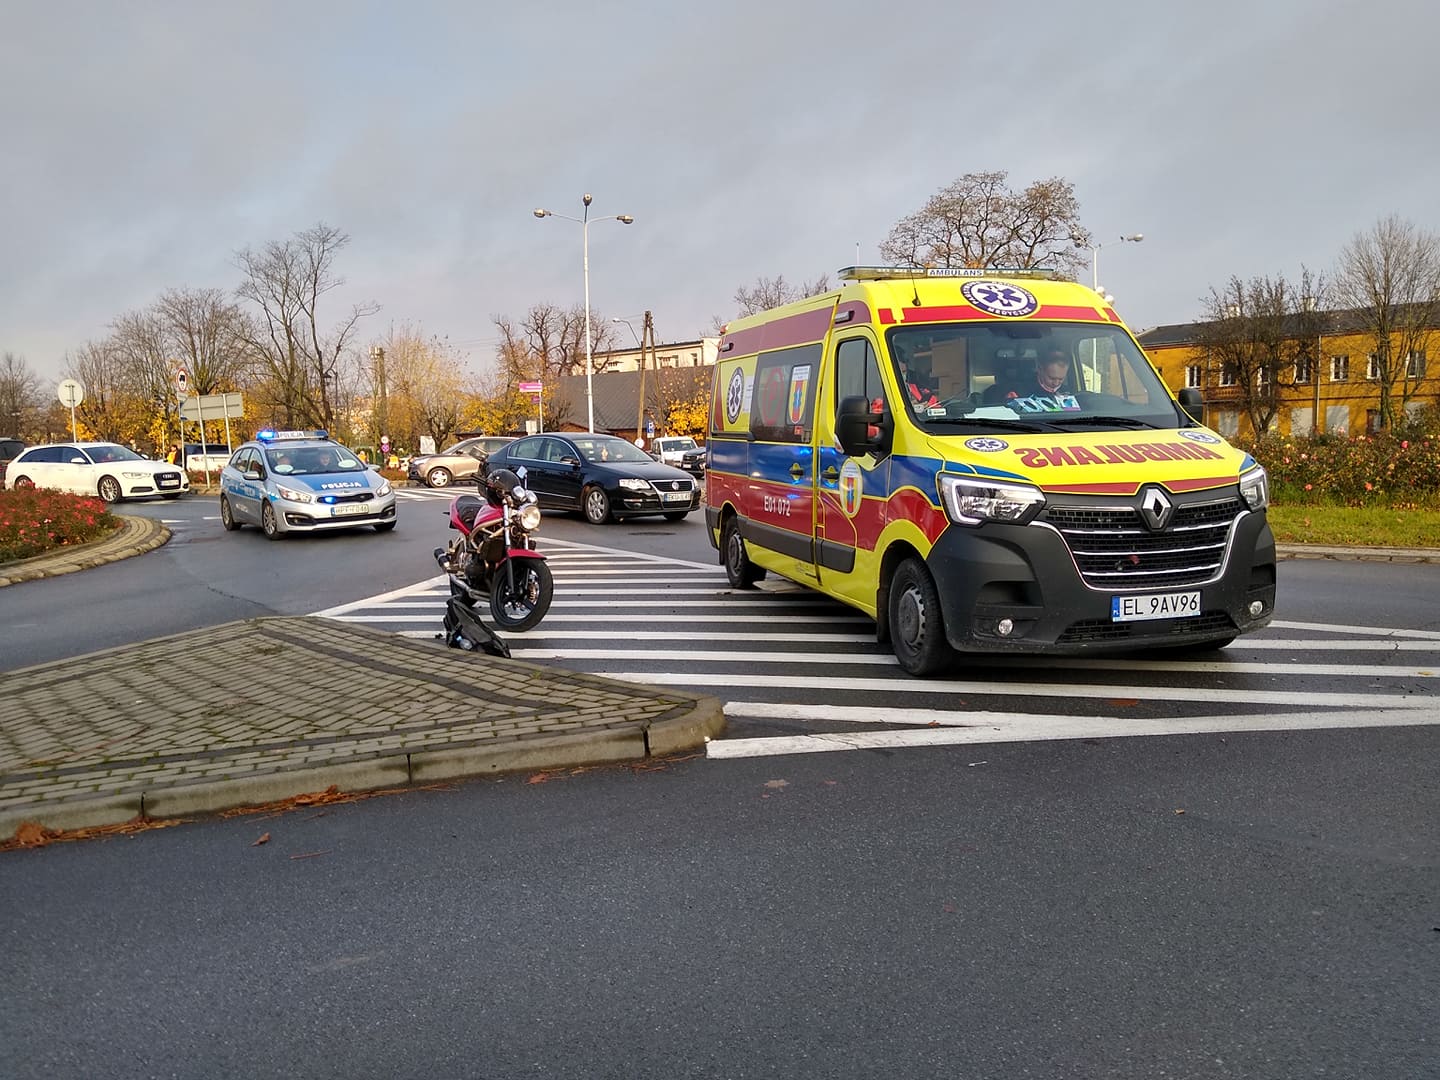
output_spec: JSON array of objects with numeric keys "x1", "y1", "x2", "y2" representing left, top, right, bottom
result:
[{"x1": 703, "y1": 266, "x2": 1276, "y2": 675}]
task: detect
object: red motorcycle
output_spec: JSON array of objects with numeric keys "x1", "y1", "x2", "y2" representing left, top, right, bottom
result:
[{"x1": 434, "y1": 467, "x2": 553, "y2": 650}]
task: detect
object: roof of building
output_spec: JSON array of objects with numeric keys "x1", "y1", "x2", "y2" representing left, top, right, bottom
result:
[
  {"x1": 1137, "y1": 304, "x2": 1436, "y2": 348},
  {"x1": 549, "y1": 368, "x2": 711, "y2": 433}
]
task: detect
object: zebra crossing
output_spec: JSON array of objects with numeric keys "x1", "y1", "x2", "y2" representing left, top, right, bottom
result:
[{"x1": 313, "y1": 537, "x2": 1440, "y2": 759}]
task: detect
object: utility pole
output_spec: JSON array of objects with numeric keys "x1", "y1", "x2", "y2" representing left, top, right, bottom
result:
[
  {"x1": 371, "y1": 345, "x2": 388, "y2": 447},
  {"x1": 635, "y1": 310, "x2": 654, "y2": 446}
]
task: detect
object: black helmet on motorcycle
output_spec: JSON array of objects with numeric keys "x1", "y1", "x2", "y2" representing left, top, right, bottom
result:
[{"x1": 483, "y1": 468, "x2": 523, "y2": 505}]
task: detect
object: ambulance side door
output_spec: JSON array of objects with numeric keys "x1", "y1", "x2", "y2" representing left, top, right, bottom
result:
[
  {"x1": 745, "y1": 343, "x2": 821, "y2": 584},
  {"x1": 814, "y1": 331, "x2": 891, "y2": 607}
]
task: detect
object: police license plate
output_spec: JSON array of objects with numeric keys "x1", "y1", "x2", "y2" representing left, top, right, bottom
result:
[
  {"x1": 331, "y1": 503, "x2": 370, "y2": 517},
  {"x1": 662, "y1": 492, "x2": 691, "y2": 504},
  {"x1": 1111, "y1": 591, "x2": 1202, "y2": 622}
]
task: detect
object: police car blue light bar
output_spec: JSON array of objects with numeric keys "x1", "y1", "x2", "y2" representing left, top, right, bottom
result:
[{"x1": 256, "y1": 429, "x2": 328, "y2": 441}]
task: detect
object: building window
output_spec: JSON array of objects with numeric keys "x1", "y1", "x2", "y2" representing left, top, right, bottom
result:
[
  {"x1": 1330, "y1": 355, "x2": 1349, "y2": 382},
  {"x1": 1256, "y1": 367, "x2": 1270, "y2": 390},
  {"x1": 1406, "y1": 350, "x2": 1427, "y2": 379},
  {"x1": 1365, "y1": 409, "x2": 1380, "y2": 434},
  {"x1": 1366, "y1": 354, "x2": 1381, "y2": 380},
  {"x1": 1218, "y1": 365, "x2": 1236, "y2": 388},
  {"x1": 1294, "y1": 356, "x2": 1312, "y2": 384},
  {"x1": 1184, "y1": 365, "x2": 1202, "y2": 388}
]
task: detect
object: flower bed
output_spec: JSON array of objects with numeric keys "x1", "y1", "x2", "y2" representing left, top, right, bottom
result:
[{"x1": 0, "y1": 489, "x2": 120, "y2": 563}]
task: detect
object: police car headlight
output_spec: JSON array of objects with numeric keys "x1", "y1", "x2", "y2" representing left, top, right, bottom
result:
[
  {"x1": 518, "y1": 503, "x2": 542, "y2": 531},
  {"x1": 275, "y1": 484, "x2": 314, "y2": 503},
  {"x1": 618, "y1": 478, "x2": 650, "y2": 491},
  {"x1": 939, "y1": 475, "x2": 1045, "y2": 526},
  {"x1": 376, "y1": 480, "x2": 392, "y2": 497},
  {"x1": 1239, "y1": 465, "x2": 1268, "y2": 510}
]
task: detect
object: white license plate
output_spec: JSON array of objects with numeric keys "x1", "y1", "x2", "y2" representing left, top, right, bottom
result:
[
  {"x1": 331, "y1": 503, "x2": 370, "y2": 517},
  {"x1": 662, "y1": 492, "x2": 691, "y2": 504},
  {"x1": 158, "y1": 477, "x2": 179, "y2": 488},
  {"x1": 1111, "y1": 591, "x2": 1201, "y2": 622}
]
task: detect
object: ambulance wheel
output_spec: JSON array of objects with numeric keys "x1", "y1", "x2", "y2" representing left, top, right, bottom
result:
[
  {"x1": 722, "y1": 516, "x2": 766, "y2": 588},
  {"x1": 888, "y1": 557, "x2": 953, "y2": 676}
]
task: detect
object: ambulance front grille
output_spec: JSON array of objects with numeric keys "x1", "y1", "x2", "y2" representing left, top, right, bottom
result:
[{"x1": 1043, "y1": 496, "x2": 1244, "y2": 591}]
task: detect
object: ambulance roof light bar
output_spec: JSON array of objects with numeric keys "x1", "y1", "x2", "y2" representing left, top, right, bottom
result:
[{"x1": 837, "y1": 265, "x2": 1061, "y2": 282}]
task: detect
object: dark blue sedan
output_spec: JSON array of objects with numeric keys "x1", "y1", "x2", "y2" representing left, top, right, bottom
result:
[{"x1": 486, "y1": 433, "x2": 701, "y2": 524}]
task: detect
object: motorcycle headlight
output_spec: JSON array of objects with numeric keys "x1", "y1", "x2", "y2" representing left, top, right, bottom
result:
[
  {"x1": 517, "y1": 503, "x2": 542, "y2": 531},
  {"x1": 275, "y1": 484, "x2": 313, "y2": 503},
  {"x1": 618, "y1": 478, "x2": 650, "y2": 491},
  {"x1": 1239, "y1": 465, "x2": 1268, "y2": 510},
  {"x1": 938, "y1": 475, "x2": 1045, "y2": 526}
]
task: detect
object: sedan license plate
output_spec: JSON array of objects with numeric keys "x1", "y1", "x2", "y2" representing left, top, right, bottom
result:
[
  {"x1": 1111, "y1": 591, "x2": 1201, "y2": 622},
  {"x1": 331, "y1": 503, "x2": 370, "y2": 517},
  {"x1": 662, "y1": 491, "x2": 691, "y2": 504},
  {"x1": 158, "y1": 477, "x2": 179, "y2": 488}
]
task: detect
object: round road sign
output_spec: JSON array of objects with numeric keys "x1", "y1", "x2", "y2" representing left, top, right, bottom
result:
[{"x1": 57, "y1": 379, "x2": 85, "y2": 408}]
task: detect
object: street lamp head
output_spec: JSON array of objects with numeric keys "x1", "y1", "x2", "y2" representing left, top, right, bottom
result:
[
  {"x1": 582, "y1": 193, "x2": 593, "y2": 207},
  {"x1": 533, "y1": 208, "x2": 550, "y2": 218},
  {"x1": 1124, "y1": 233, "x2": 1144, "y2": 243},
  {"x1": 617, "y1": 215, "x2": 634, "y2": 225}
]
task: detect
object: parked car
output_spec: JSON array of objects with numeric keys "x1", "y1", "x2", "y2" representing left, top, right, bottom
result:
[
  {"x1": 679, "y1": 445, "x2": 707, "y2": 476},
  {"x1": 649, "y1": 435, "x2": 700, "y2": 467},
  {"x1": 0, "y1": 437, "x2": 25, "y2": 487},
  {"x1": 183, "y1": 442, "x2": 233, "y2": 472},
  {"x1": 218, "y1": 429, "x2": 396, "y2": 539},
  {"x1": 4, "y1": 441, "x2": 189, "y2": 501},
  {"x1": 485, "y1": 432, "x2": 701, "y2": 524},
  {"x1": 406, "y1": 436, "x2": 514, "y2": 488}
]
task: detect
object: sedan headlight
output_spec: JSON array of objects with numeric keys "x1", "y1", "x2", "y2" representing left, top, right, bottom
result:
[
  {"x1": 121, "y1": 471, "x2": 148, "y2": 479},
  {"x1": 938, "y1": 475, "x2": 1046, "y2": 526},
  {"x1": 517, "y1": 503, "x2": 542, "y2": 531},
  {"x1": 1239, "y1": 465, "x2": 1268, "y2": 510},
  {"x1": 275, "y1": 484, "x2": 314, "y2": 503},
  {"x1": 618, "y1": 478, "x2": 650, "y2": 491}
]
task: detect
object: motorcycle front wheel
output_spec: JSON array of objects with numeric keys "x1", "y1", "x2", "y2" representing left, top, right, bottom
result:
[{"x1": 489, "y1": 558, "x2": 554, "y2": 631}]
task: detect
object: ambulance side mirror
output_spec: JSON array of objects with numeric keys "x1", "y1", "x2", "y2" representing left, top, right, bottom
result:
[
  {"x1": 1177, "y1": 387, "x2": 1204, "y2": 424},
  {"x1": 837, "y1": 395, "x2": 890, "y2": 456}
]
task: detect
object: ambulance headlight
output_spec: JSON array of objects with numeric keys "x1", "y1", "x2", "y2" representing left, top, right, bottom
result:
[
  {"x1": 939, "y1": 476, "x2": 1045, "y2": 526},
  {"x1": 518, "y1": 503, "x2": 542, "y2": 531},
  {"x1": 1239, "y1": 466, "x2": 1268, "y2": 510}
]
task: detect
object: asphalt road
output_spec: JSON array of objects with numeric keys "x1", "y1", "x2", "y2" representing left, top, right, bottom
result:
[{"x1": 2, "y1": 491, "x2": 1438, "y2": 1078}]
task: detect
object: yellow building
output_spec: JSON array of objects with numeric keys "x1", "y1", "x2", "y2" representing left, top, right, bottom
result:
[{"x1": 1138, "y1": 314, "x2": 1436, "y2": 439}]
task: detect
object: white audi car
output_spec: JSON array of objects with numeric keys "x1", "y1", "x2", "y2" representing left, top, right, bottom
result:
[{"x1": 4, "y1": 442, "x2": 190, "y2": 502}]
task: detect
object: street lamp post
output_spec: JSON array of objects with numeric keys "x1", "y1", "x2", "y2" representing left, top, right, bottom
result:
[
  {"x1": 1079, "y1": 232, "x2": 1144, "y2": 292},
  {"x1": 534, "y1": 194, "x2": 634, "y2": 432}
]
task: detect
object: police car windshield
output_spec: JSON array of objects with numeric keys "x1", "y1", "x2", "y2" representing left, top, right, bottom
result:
[
  {"x1": 888, "y1": 322, "x2": 1181, "y2": 432},
  {"x1": 265, "y1": 445, "x2": 366, "y2": 475}
]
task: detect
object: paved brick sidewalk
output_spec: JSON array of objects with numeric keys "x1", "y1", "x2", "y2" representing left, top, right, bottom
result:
[{"x1": 0, "y1": 617, "x2": 724, "y2": 839}]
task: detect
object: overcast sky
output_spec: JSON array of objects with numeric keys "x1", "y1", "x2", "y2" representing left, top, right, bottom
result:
[{"x1": 4, "y1": 0, "x2": 1436, "y2": 387}]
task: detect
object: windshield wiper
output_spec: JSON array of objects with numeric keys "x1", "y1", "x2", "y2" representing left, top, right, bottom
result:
[
  {"x1": 1044, "y1": 415, "x2": 1161, "y2": 430},
  {"x1": 924, "y1": 416, "x2": 1054, "y2": 434}
]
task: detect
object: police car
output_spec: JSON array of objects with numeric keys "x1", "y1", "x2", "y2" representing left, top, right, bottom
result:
[{"x1": 218, "y1": 430, "x2": 397, "y2": 539}]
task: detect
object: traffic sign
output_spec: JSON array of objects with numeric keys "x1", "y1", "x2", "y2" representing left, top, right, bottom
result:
[
  {"x1": 57, "y1": 379, "x2": 85, "y2": 408},
  {"x1": 518, "y1": 381, "x2": 542, "y2": 394}
]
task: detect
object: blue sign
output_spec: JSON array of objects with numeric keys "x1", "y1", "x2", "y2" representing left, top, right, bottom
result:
[{"x1": 646, "y1": 419, "x2": 655, "y2": 437}]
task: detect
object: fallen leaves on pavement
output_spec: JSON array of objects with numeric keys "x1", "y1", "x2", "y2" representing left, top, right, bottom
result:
[{"x1": 1, "y1": 815, "x2": 191, "y2": 852}]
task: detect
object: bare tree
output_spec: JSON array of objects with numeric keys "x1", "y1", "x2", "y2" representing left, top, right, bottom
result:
[
  {"x1": 879, "y1": 170, "x2": 1088, "y2": 280},
  {"x1": 0, "y1": 351, "x2": 41, "y2": 437},
  {"x1": 1333, "y1": 214, "x2": 1440, "y2": 429},
  {"x1": 155, "y1": 287, "x2": 249, "y2": 395},
  {"x1": 379, "y1": 326, "x2": 472, "y2": 448},
  {"x1": 110, "y1": 308, "x2": 179, "y2": 437},
  {"x1": 1194, "y1": 270, "x2": 1325, "y2": 436},
  {"x1": 234, "y1": 222, "x2": 378, "y2": 430},
  {"x1": 709, "y1": 273, "x2": 832, "y2": 332},
  {"x1": 64, "y1": 339, "x2": 151, "y2": 444}
]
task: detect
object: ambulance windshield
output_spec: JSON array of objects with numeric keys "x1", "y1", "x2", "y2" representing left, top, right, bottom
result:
[{"x1": 887, "y1": 323, "x2": 1183, "y2": 432}]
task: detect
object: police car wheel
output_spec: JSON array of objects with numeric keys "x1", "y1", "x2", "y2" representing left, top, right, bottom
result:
[
  {"x1": 374, "y1": 521, "x2": 397, "y2": 533},
  {"x1": 722, "y1": 516, "x2": 766, "y2": 587},
  {"x1": 261, "y1": 502, "x2": 284, "y2": 540},
  {"x1": 219, "y1": 495, "x2": 240, "y2": 531},
  {"x1": 888, "y1": 558, "x2": 953, "y2": 677}
]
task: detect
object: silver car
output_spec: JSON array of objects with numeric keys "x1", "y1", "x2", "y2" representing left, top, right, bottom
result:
[
  {"x1": 407, "y1": 436, "x2": 514, "y2": 488},
  {"x1": 218, "y1": 432, "x2": 397, "y2": 539}
]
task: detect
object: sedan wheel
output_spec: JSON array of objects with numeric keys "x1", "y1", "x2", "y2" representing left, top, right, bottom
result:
[
  {"x1": 583, "y1": 485, "x2": 612, "y2": 525},
  {"x1": 97, "y1": 475, "x2": 122, "y2": 503},
  {"x1": 427, "y1": 467, "x2": 452, "y2": 488},
  {"x1": 219, "y1": 495, "x2": 241, "y2": 531},
  {"x1": 10, "y1": 475, "x2": 34, "y2": 490},
  {"x1": 261, "y1": 502, "x2": 284, "y2": 540}
]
